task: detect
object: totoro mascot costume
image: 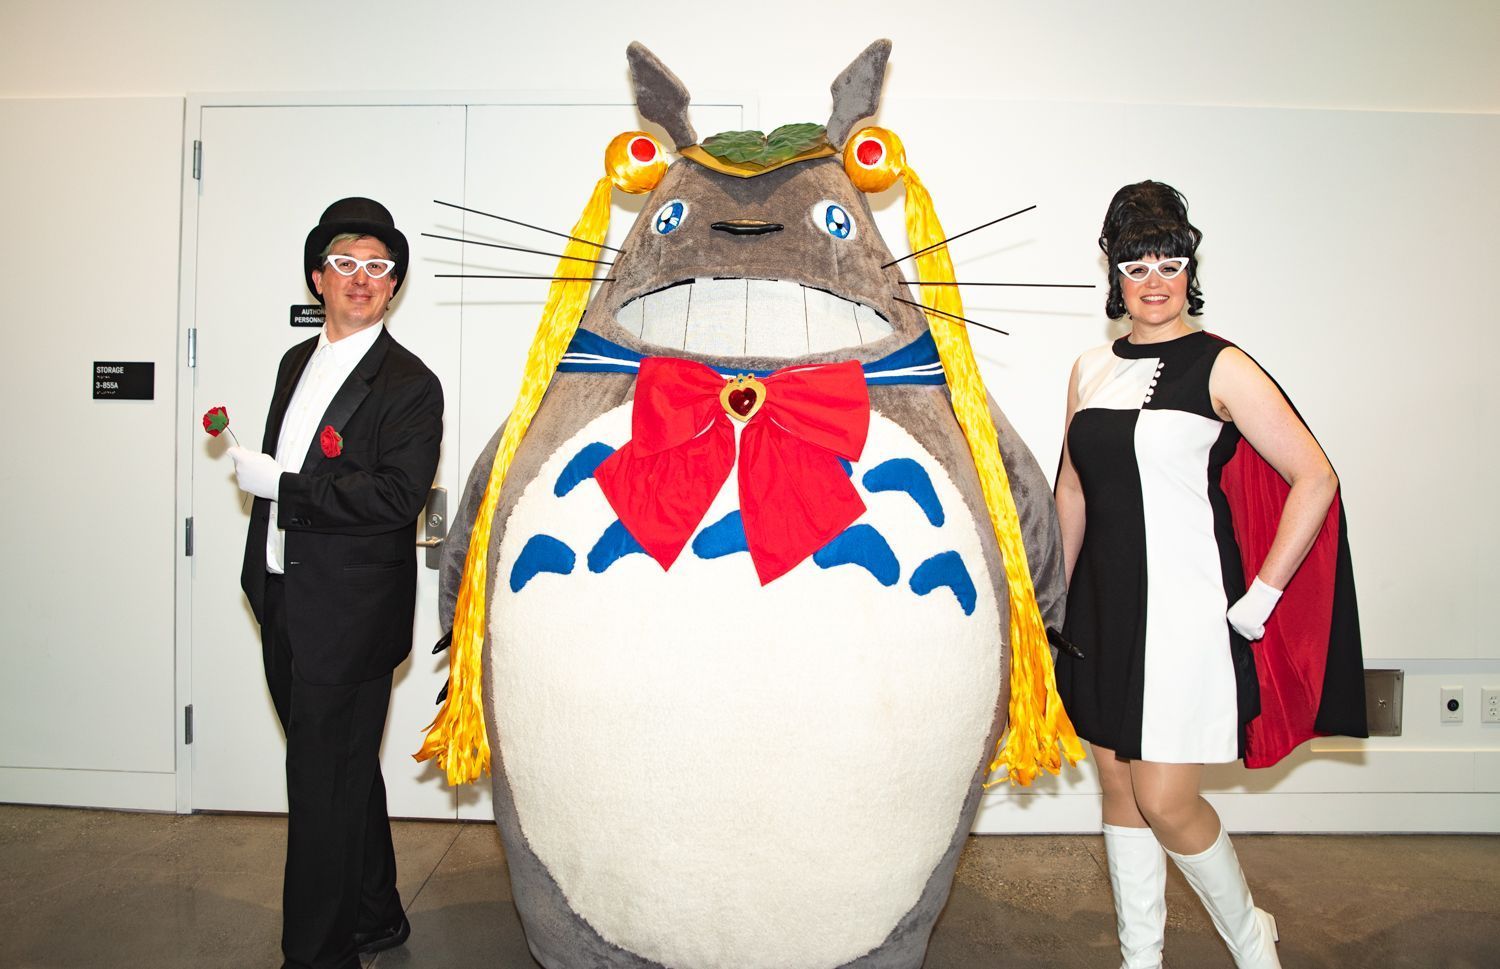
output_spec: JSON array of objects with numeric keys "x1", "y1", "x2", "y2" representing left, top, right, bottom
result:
[{"x1": 419, "y1": 39, "x2": 1083, "y2": 969}]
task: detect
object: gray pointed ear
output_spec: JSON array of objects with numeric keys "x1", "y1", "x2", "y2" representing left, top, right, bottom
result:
[
  {"x1": 827, "y1": 39, "x2": 892, "y2": 148},
  {"x1": 627, "y1": 41, "x2": 696, "y2": 149}
]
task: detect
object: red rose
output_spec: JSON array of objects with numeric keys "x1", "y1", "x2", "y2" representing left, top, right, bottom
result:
[
  {"x1": 320, "y1": 425, "x2": 344, "y2": 458},
  {"x1": 202, "y1": 405, "x2": 230, "y2": 437}
]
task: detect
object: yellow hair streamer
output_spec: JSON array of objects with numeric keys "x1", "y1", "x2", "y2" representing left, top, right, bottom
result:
[
  {"x1": 416, "y1": 132, "x2": 664, "y2": 784},
  {"x1": 847, "y1": 127, "x2": 1084, "y2": 786}
]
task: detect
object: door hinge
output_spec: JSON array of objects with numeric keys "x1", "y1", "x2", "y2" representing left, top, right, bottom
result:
[
  {"x1": 192, "y1": 140, "x2": 202, "y2": 180},
  {"x1": 184, "y1": 704, "x2": 194, "y2": 745},
  {"x1": 187, "y1": 327, "x2": 197, "y2": 368},
  {"x1": 184, "y1": 516, "x2": 194, "y2": 556}
]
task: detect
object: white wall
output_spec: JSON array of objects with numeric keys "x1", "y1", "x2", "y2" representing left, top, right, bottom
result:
[
  {"x1": 1, "y1": 1, "x2": 1497, "y2": 828},
  {"x1": 1, "y1": 1, "x2": 1497, "y2": 112}
]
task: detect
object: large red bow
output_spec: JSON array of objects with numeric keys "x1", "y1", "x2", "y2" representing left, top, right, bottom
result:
[{"x1": 593, "y1": 357, "x2": 870, "y2": 584}]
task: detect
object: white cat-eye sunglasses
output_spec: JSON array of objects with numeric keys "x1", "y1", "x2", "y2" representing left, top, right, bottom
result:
[
  {"x1": 1116, "y1": 257, "x2": 1190, "y2": 282},
  {"x1": 323, "y1": 254, "x2": 397, "y2": 279}
]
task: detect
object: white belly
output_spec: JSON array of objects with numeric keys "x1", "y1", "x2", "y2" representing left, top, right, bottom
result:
[{"x1": 490, "y1": 403, "x2": 1002, "y2": 969}]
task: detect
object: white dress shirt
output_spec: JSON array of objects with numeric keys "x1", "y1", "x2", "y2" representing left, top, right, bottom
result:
[{"x1": 265, "y1": 322, "x2": 384, "y2": 573}]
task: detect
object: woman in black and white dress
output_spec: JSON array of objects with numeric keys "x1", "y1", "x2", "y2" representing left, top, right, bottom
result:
[{"x1": 1054, "y1": 181, "x2": 1338, "y2": 969}]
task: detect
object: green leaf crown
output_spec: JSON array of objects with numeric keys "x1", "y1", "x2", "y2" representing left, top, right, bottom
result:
[{"x1": 699, "y1": 123, "x2": 829, "y2": 167}]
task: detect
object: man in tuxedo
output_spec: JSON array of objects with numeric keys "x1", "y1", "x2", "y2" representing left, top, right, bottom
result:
[{"x1": 229, "y1": 197, "x2": 442, "y2": 969}]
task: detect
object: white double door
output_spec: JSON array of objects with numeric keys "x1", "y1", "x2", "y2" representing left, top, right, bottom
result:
[{"x1": 183, "y1": 99, "x2": 744, "y2": 818}]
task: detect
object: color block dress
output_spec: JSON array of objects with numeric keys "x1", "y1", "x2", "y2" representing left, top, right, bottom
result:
[{"x1": 1056, "y1": 331, "x2": 1259, "y2": 763}]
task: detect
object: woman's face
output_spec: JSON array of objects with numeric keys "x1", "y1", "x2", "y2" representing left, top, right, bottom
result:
[{"x1": 1119, "y1": 253, "x2": 1189, "y2": 326}]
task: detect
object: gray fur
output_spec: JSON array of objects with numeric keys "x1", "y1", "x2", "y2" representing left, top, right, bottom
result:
[
  {"x1": 437, "y1": 425, "x2": 499, "y2": 634},
  {"x1": 588, "y1": 156, "x2": 920, "y2": 366},
  {"x1": 826, "y1": 39, "x2": 892, "y2": 147},
  {"x1": 627, "y1": 41, "x2": 697, "y2": 149},
  {"x1": 989, "y1": 399, "x2": 1068, "y2": 632}
]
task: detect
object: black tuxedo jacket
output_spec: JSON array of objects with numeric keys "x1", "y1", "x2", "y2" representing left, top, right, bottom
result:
[{"x1": 241, "y1": 327, "x2": 443, "y2": 685}]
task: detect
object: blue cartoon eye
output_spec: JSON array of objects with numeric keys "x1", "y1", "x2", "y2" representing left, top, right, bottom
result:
[
  {"x1": 811, "y1": 200, "x2": 856, "y2": 240},
  {"x1": 653, "y1": 199, "x2": 687, "y2": 235}
]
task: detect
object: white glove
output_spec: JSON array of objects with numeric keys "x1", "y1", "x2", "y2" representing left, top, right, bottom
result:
[
  {"x1": 228, "y1": 446, "x2": 283, "y2": 501},
  {"x1": 1227, "y1": 576, "x2": 1283, "y2": 641}
]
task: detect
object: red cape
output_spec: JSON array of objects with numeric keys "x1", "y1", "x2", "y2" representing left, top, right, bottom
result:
[{"x1": 1217, "y1": 348, "x2": 1368, "y2": 768}]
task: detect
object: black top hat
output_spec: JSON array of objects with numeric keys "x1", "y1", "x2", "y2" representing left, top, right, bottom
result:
[{"x1": 303, "y1": 197, "x2": 410, "y2": 304}]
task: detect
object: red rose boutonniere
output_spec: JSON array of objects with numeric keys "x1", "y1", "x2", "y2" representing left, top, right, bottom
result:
[
  {"x1": 319, "y1": 425, "x2": 344, "y2": 458},
  {"x1": 201, "y1": 405, "x2": 240, "y2": 446}
]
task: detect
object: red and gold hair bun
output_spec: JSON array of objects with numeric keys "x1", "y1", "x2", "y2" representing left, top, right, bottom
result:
[
  {"x1": 606, "y1": 131, "x2": 667, "y2": 194},
  {"x1": 843, "y1": 126, "x2": 905, "y2": 193}
]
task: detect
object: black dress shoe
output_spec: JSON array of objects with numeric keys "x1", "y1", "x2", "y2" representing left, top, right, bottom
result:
[{"x1": 354, "y1": 912, "x2": 410, "y2": 954}]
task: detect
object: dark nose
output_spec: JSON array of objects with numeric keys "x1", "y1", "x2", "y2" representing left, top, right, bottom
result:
[{"x1": 711, "y1": 220, "x2": 784, "y2": 236}]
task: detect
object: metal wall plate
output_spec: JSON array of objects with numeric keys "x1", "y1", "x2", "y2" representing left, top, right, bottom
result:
[{"x1": 1365, "y1": 669, "x2": 1404, "y2": 737}]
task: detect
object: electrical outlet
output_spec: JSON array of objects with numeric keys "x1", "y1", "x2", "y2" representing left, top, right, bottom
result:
[
  {"x1": 1482, "y1": 687, "x2": 1500, "y2": 724},
  {"x1": 1440, "y1": 686, "x2": 1463, "y2": 723}
]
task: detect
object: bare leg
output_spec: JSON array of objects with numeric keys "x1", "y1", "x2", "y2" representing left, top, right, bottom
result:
[
  {"x1": 1094, "y1": 744, "x2": 1148, "y2": 829},
  {"x1": 1128, "y1": 760, "x2": 1220, "y2": 855}
]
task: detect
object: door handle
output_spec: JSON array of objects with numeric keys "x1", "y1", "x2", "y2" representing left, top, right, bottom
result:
[{"x1": 420, "y1": 487, "x2": 447, "y2": 569}]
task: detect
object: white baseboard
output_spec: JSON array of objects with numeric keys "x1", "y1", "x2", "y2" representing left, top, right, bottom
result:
[
  {"x1": 0, "y1": 767, "x2": 176, "y2": 812},
  {"x1": 5, "y1": 767, "x2": 1500, "y2": 834},
  {"x1": 973, "y1": 791, "x2": 1500, "y2": 834}
]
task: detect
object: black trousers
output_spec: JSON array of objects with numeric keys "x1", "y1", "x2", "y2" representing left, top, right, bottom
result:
[{"x1": 262, "y1": 574, "x2": 403, "y2": 969}]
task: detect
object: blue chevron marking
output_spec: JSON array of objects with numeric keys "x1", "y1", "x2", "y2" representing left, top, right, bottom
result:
[
  {"x1": 909, "y1": 551, "x2": 976, "y2": 615},
  {"x1": 812, "y1": 524, "x2": 899, "y2": 587},
  {"x1": 588, "y1": 520, "x2": 647, "y2": 573},
  {"x1": 863, "y1": 458, "x2": 944, "y2": 526},
  {"x1": 692, "y1": 511, "x2": 748, "y2": 559},
  {"x1": 554, "y1": 442, "x2": 616, "y2": 497},
  {"x1": 510, "y1": 535, "x2": 576, "y2": 592}
]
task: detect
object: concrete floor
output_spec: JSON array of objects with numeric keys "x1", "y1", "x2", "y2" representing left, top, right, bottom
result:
[{"x1": 2, "y1": 805, "x2": 1496, "y2": 968}]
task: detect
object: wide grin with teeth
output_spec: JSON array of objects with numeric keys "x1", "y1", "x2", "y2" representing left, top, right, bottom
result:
[{"x1": 614, "y1": 278, "x2": 894, "y2": 359}]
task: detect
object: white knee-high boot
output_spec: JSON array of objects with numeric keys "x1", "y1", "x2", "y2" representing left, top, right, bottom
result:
[
  {"x1": 1103, "y1": 823, "x2": 1166, "y2": 969},
  {"x1": 1165, "y1": 826, "x2": 1281, "y2": 969}
]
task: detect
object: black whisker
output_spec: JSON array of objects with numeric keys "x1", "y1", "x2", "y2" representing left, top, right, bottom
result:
[
  {"x1": 892, "y1": 295, "x2": 1009, "y2": 335},
  {"x1": 916, "y1": 280, "x2": 1095, "y2": 289},
  {"x1": 882, "y1": 205, "x2": 1037, "y2": 269},
  {"x1": 422, "y1": 232, "x2": 613, "y2": 266},
  {"x1": 435, "y1": 274, "x2": 615, "y2": 282},
  {"x1": 433, "y1": 200, "x2": 624, "y2": 253}
]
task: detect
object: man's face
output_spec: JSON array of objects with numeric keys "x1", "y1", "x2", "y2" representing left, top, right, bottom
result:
[{"x1": 312, "y1": 235, "x2": 397, "y2": 338}]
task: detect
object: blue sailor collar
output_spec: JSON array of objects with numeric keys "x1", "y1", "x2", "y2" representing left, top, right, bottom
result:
[{"x1": 558, "y1": 329, "x2": 946, "y2": 386}]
